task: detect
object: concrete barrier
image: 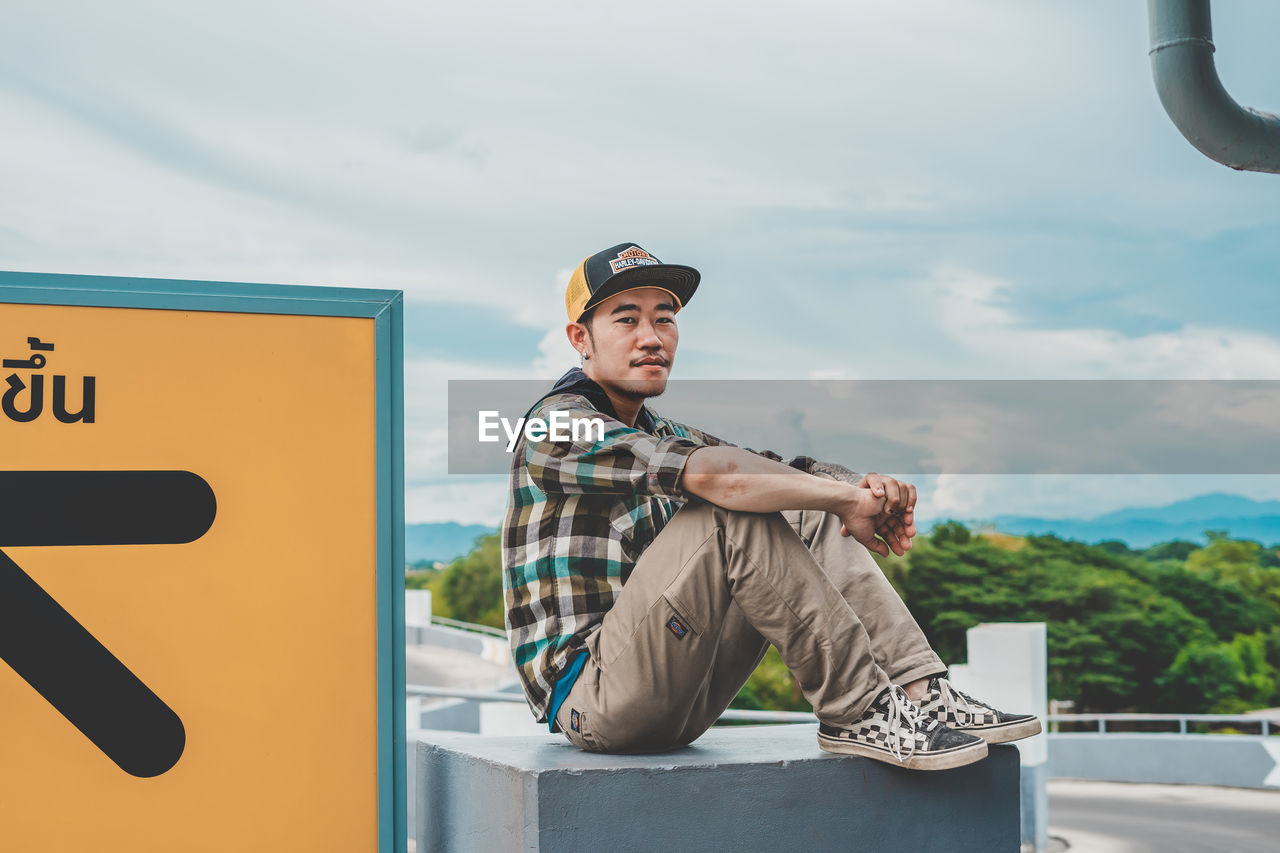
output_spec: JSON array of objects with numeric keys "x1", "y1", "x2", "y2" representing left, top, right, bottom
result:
[
  {"x1": 413, "y1": 680, "x2": 532, "y2": 733},
  {"x1": 1049, "y1": 734, "x2": 1280, "y2": 789},
  {"x1": 408, "y1": 728, "x2": 426, "y2": 845},
  {"x1": 947, "y1": 622, "x2": 1049, "y2": 851},
  {"x1": 406, "y1": 589, "x2": 433, "y2": 626},
  {"x1": 415, "y1": 696, "x2": 481, "y2": 733},
  {"x1": 406, "y1": 623, "x2": 509, "y2": 664},
  {"x1": 416, "y1": 725, "x2": 1022, "y2": 853}
]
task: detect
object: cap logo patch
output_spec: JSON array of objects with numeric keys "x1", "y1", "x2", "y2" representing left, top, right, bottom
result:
[{"x1": 609, "y1": 246, "x2": 659, "y2": 274}]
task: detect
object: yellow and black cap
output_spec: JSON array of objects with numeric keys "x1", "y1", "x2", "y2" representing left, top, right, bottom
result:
[{"x1": 565, "y1": 242, "x2": 700, "y2": 322}]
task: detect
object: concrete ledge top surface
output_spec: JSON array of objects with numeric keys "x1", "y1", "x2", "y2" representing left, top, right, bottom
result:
[{"x1": 416, "y1": 723, "x2": 1019, "y2": 774}]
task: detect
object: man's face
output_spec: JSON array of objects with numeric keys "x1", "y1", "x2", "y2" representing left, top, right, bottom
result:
[{"x1": 578, "y1": 287, "x2": 679, "y2": 400}]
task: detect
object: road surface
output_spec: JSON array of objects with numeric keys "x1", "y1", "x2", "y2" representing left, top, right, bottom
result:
[{"x1": 1048, "y1": 779, "x2": 1280, "y2": 852}]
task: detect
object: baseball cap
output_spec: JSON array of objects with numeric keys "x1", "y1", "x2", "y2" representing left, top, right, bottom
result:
[{"x1": 564, "y1": 242, "x2": 700, "y2": 322}]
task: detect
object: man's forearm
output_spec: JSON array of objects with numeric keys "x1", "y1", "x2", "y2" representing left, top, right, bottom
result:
[{"x1": 680, "y1": 446, "x2": 859, "y2": 515}]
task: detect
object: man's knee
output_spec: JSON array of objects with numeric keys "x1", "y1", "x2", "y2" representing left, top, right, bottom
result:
[
  {"x1": 778, "y1": 507, "x2": 843, "y2": 547},
  {"x1": 711, "y1": 503, "x2": 796, "y2": 538},
  {"x1": 782, "y1": 508, "x2": 883, "y2": 574},
  {"x1": 670, "y1": 500, "x2": 797, "y2": 543}
]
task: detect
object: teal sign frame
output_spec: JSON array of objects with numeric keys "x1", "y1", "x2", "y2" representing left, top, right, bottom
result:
[{"x1": 0, "y1": 270, "x2": 407, "y2": 852}]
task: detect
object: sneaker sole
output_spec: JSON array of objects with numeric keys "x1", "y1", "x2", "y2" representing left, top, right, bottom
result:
[
  {"x1": 967, "y1": 717, "x2": 1042, "y2": 745},
  {"x1": 816, "y1": 732, "x2": 989, "y2": 770}
]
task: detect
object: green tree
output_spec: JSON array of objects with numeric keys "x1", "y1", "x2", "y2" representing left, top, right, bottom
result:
[
  {"x1": 1140, "y1": 540, "x2": 1200, "y2": 562},
  {"x1": 1157, "y1": 632, "x2": 1276, "y2": 713},
  {"x1": 1186, "y1": 531, "x2": 1261, "y2": 576},
  {"x1": 930, "y1": 520, "x2": 972, "y2": 546},
  {"x1": 429, "y1": 521, "x2": 1280, "y2": 714},
  {"x1": 1096, "y1": 540, "x2": 1134, "y2": 557},
  {"x1": 1231, "y1": 632, "x2": 1278, "y2": 711},
  {"x1": 1157, "y1": 637, "x2": 1245, "y2": 712},
  {"x1": 1264, "y1": 626, "x2": 1280, "y2": 705},
  {"x1": 1260, "y1": 545, "x2": 1280, "y2": 569},
  {"x1": 1187, "y1": 531, "x2": 1280, "y2": 612},
  {"x1": 901, "y1": 527, "x2": 1209, "y2": 711},
  {"x1": 730, "y1": 527, "x2": 1280, "y2": 715},
  {"x1": 732, "y1": 647, "x2": 811, "y2": 713},
  {"x1": 440, "y1": 533, "x2": 504, "y2": 628},
  {"x1": 405, "y1": 569, "x2": 453, "y2": 618},
  {"x1": 1128, "y1": 559, "x2": 1274, "y2": 642}
]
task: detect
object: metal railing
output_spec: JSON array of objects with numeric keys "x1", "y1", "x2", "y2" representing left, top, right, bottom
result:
[
  {"x1": 409, "y1": 685, "x2": 523, "y2": 703},
  {"x1": 418, "y1": 615, "x2": 507, "y2": 638},
  {"x1": 408, "y1": 684, "x2": 816, "y2": 722},
  {"x1": 407, "y1": 686, "x2": 1278, "y2": 734},
  {"x1": 1048, "y1": 713, "x2": 1274, "y2": 736}
]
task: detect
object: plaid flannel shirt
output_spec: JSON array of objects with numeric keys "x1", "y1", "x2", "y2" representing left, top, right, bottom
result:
[{"x1": 502, "y1": 370, "x2": 861, "y2": 722}]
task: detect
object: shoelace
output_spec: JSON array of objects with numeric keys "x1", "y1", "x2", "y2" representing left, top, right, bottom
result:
[
  {"x1": 934, "y1": 676, "x2": 979, "y2": 726},
  {"x1": 882, "y1": 684, "x2": 936, "y2": 763}
]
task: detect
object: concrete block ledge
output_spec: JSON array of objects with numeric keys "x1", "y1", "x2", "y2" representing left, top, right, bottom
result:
[
  {"x1": 417, "y1": 724, "x2": 1021, "y2": 853},
  {"x1": 1049, "y1": 734, "x2": 1280, "y2": 788}
]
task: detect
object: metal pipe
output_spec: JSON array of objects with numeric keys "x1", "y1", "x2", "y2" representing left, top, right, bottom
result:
[{"x1": 1148, "y1": 0, "x2": 1280, "y2": 172}]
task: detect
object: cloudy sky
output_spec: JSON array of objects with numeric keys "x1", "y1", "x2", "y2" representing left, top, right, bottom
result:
[{"x1": 4, "y1": 1, "x2": 1279, "y2": 527}]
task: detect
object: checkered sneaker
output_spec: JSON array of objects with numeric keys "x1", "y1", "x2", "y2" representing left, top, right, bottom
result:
[
  {"x1": 817, "y1": 685, "x2": 987, "y2": 771},
  {"x1": 915, "y1": 676, "x2": 1042, "y2": 745}
]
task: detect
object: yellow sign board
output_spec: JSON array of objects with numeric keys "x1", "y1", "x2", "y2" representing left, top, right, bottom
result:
[{"x1": 0, "y1": 275, "x2": 404, "y2": 852}]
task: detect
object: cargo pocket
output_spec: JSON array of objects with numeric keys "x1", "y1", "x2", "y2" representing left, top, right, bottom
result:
[
  {"x1": 595, "y1": 585, "x2": 706, "y2": 671},
  {"x1": 561, "y1": 705, "x2": 591, "y2": 751},
  {"x1": 556, "y1": 678, "x2": 599, "y2": 752},
  {"x1": 661, "y1": 592, "x2": 703, "y2": 643},
  {"x1": 565, "y1": 702, "x2": 615, "y2": 753}
]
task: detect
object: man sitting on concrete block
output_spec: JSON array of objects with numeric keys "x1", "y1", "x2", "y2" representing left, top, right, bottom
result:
[{"x1": 502, "y1": 242, "x2": 1041, "y2": 771}]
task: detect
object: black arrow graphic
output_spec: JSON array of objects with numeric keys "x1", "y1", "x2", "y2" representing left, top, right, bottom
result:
[
  {"x1": 0, "y1": 470, "x2": 215, "y2": 546},
  {"x1": 0, "y1": 471, "x2": 216, "y2": 778}
]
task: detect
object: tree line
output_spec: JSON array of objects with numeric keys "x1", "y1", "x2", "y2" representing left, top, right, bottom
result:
[{"x1": 411, "y1": 524, "x2": 1280, "y2": 715}]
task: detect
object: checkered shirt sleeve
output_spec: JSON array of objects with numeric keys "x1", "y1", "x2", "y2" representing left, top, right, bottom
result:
[{"x1": 524, "y1": 399, "x2": 703, "y2": 498}]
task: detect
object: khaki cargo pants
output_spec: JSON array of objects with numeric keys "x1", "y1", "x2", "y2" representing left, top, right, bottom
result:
[{"x1": 554, "y1": 500, "x2": 945, "y2": 753}]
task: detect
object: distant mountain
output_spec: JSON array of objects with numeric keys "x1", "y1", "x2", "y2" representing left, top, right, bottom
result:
[
  {"x1": 414, "y1": 494, "x2": 1280, "y2": 561},
  {"x1": 406, "y1": 522, "x2": 495, "y2": 564},
  {"x1": 1091, "y1": 493, "x2": 1280, "y2": 526},
  {"x1": 983, "y1": 493, "x2": 1280, "y2": 548}
]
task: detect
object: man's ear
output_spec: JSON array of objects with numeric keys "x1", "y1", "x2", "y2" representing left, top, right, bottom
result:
[{"x1": 566, "y1": 322, "x2": 589, "y2": 357}]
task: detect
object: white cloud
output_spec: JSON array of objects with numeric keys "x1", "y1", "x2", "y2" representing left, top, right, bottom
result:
[
  {"x1": 531, "y1": 326, "x2": 578, "y2": 380},
  {"x1": 7, "y1": 1, "x2": 1280, "y2": 525},
  {"x1": 407, "y1": 479, "x2": 507, "y2": 526},
  {"x1": 923, "y1": 267, "x2": 1280, "y2": 379},
  {"x1": 527, "y1": 266, "x2": 579, "y2": 379}
]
